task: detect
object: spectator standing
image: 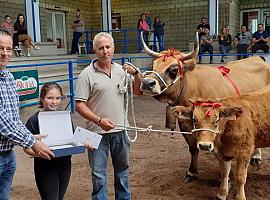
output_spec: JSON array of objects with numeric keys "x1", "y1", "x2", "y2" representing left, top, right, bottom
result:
[
  {"x1": 153, "y1": 16, "x2": 165, "y2": 51},
  {"x1": 25, "y1": 82, "x2": 93, "y2": 200},
  {"x1": 75, "y1": 32, "x2": 142, "y2": 200},
  {"x1": 252, "y1": 23, "x2": 270, "y2": 53},
  {"x1": 196, "y1": 17, "x2": 210, "y2": 40},
  {"x1": 218, "y1": 26, "x2": 232, "y2": 63},
  {"x1": 234, "y1": 25, "x2": 252, "y2": 60},
  {"x1": 13, "y1": 14, "x2": 40, "y2": 57},
  {"x1": 0, "y1": 28, "x2": 54, "y2": 200},
  {"x1": 71, "y1": 9, "x2": 85, "y2": 54},
  {"x1": 137, "y1": 13, "x2": 150, "y2": 51},
  {"x1": 199, "y1": 28, "x2": 213, "y2": 64},
  {"x1": 145, "y1": 11, "x2": 153, "y2": 30}
]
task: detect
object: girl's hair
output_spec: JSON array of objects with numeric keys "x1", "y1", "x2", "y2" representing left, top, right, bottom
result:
[
  {"x1": 39, "y1": 82, "x2": 63, "y2": 108},
  {"x1": 154, "y1": 16, "x2": 160, "y2": 22}
]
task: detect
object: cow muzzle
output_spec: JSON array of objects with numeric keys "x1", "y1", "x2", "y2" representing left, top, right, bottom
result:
[
  {"x1": 140, "y1": 78, "x2": 161, "y2": 95},
  {"x1": 197, "y1": 142, "x2": 214, "y2": 151}
]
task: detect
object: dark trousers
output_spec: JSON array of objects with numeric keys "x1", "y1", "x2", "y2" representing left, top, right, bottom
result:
[
  {"x1": 199, "y1": 45, "x2": 213, "y2": 62},
  {"x1": 71, "y1": 31, "x2": 83, "y2": 54},
  {"x1": 237, "y1": 44, "x2": 249, "y2": 60},
  {"x1": 252, "y1": 44, "x2": 269, "y2": 53},
  {"x1": 34, "y1": 156, "x2": 71, "y2": 200}
]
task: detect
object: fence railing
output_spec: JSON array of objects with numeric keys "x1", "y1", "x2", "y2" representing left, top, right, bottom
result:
[
  {"x1": 6, "y1": 56, "x2": 152, "y2": 112},
  {"x1": 84, "y1": 29, "x2": 158, "y2": 54},
  {"x1": 6, "y1": 53, "x2": 269, "y2": 112}
]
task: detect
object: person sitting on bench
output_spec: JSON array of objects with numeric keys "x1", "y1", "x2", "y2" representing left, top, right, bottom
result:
[{"x1": 13, "y1": 14, "x2": 40, "y2": 57}]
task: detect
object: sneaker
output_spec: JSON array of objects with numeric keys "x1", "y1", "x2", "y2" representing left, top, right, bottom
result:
[
  {"x1": 14, "y1": 46, "x2": 22, "y2": 51},
  {"x1": 221, "y1": 59, "x2": 224, "y2": 63},
  {"x1": 209, "y1": 61, "x2": 213, "y2": 64},
  {"x1": 34, "y1": 45, "x2": 40, "y2": 50},
  {"x1": 198, "y1": 60, "x2": 202, "y2": 64},
  {"x1": 27, "y1": 52, "x2": 31, "y2": 57}
]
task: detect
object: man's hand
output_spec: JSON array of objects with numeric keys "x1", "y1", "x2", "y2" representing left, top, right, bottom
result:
[
  {"x1": 31, "y1": 140, "x2": 54, "y2": 160},
  {"x1": 25, "y1": 134, "x2": 54, "y2": 159},
  {"x1": 98, "y1": 117, "x2": 115, "y2": 131},
  {"x1": 123, "y1": 62, "x2": 139, "y2": 75}
]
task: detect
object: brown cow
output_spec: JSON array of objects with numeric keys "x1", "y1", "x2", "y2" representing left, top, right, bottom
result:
[
  {"x1": 140, "y1": 32, "x2": 270, "y2": 182},
  {"x1": 173, "y1": 86, "x2": 270, "y2": 200}
]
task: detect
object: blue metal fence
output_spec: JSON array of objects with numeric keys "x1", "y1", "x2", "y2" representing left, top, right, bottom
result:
[
  {"x1": 84, "y1": 29, "x2": 158, "y2": 54},
  {"x1": 6, "y1": 53, "x2": 269, "y2": 112}
]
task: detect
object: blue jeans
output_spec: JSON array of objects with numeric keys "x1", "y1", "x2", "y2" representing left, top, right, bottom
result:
[
  {"x1": 71, "y1": 32, "x2": 83, "y2": 54},
  {"x1": 219, "y1": 45, "x2": 231, "y2": 60},
  {"x1": 199, "y1": 45, "x2": 213, "y2": 62},
  {"x1": 0, "y1": 150, "x2": 16, "y2": 200},
  {"x1": 156, "y1": 34, "x2": 165, "y2": 51},
  {"x1": 88, "y1": 131, "x2": 131, "y2": 200}
]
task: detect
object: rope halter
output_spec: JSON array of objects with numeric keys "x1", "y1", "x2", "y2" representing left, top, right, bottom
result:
[{"x1": 143, "y1": 49, "x2": 185, "y2": 94}]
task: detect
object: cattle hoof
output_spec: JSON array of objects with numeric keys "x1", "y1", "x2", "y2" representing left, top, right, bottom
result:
[
  {"x1": 183, "y1": 174, "x2": 198, "y2": 183},
  {"x1": 250, "y1": 158, "x2": 262, "y2": 167}
]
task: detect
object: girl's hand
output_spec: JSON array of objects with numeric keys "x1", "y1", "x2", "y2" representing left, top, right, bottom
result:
[{"x1": 84, "y1": 142, "x2": 93, "y2": 150}]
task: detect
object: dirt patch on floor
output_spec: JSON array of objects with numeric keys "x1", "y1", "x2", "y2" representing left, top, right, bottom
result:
[{"x1": 11, "y1": 96, "x2": 270, "y2": 200}]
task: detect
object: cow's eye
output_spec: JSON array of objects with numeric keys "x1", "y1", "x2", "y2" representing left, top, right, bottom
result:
[
  {"x1": 167, "y1": 65, "x2": 178, "y2": 77},
  {"x1": 192, "y1": 117, "x2": 198, "y2": 125}
]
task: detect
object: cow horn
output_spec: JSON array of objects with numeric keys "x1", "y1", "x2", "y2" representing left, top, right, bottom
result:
[
  {"x1": 140, "y1": 31, "x2": 160, "y2": 57},
  {"x1": 182, "y1": 32, "x2": 199, "y2": 61}
]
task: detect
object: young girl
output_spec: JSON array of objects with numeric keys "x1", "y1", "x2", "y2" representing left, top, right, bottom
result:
[{"x1": 25, "y1": 83, "x2": 91, "y2": 200}]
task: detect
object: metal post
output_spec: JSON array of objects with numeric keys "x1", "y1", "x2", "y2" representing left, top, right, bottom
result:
[
  {"x1": 153, "y1": 32, "x2": 157, "y2": 52},
  {"x1": 121, "y1": 57, "x2": 125, "y2": 65},
  {"x1": 86, "y1": 31, "x2": 90, "y2": 54},
  {"x1": 123, "y1": 29, "x2": 127, "y2": 53},
  {"x1": 68, "y1": 61, "x2": 75, "y2": 113},
  {"x1": 137, "y1": 29, "x2": 141, "y2": 52}
]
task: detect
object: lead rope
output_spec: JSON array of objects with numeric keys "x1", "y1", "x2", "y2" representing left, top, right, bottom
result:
[{"x1": 121, "y1": 69, "x2": 138, "y2": 142}]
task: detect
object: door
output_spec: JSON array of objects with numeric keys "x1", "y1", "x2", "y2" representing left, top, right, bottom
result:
[
  {"x1": 261, "y1": 10, "x2": 270, "y2": 33},
  {"x1": 46, "y1": 11, "x2": 67, "y2": 54},
  {"x1": 241, "y1": 9, "x2": 260, "y2": 34}
]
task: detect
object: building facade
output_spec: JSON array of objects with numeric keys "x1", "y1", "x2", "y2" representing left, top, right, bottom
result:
[{"x1": 0, "y1": 0, "x2": 269, "y2": 53}]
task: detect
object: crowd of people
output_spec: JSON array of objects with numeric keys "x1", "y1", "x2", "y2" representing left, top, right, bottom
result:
[
  {"x1": 197, "y1": 17, "x2": 270, "y2": 64},
  {"x1": 137, "y1": 11, "x2": 165, "y2": 52}
]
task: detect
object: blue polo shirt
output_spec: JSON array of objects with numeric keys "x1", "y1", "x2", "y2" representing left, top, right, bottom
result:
[{"x1": 252, "y1": 31, "x2": 270, "y2": 46}]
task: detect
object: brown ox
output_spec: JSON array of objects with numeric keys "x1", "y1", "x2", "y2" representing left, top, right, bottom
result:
[
  {"x1": 140, "y1": 31, "x2": 270, "y2": 182},
  {"x1": 173, "y1": 86, "x2": 270, "y2": 200}
]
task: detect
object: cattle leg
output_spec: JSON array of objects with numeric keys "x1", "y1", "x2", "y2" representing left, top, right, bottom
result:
[
  {"x1": 182, "y1": 134, "x2": 199, "y2": 183},
  {"x1": 216, "y1": 160, "x2": 231, "y2": 200},
  {"x1": 250, "y1": 148, "x2": 262, "y2": 166},
  {"x1": 234, "y1": 155, "x2": 250, "y2": 200}
]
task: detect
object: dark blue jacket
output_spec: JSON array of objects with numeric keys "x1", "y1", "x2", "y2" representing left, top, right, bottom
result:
[{"x1": 154, "y1": 21, "x2": 165, "y2": 36}]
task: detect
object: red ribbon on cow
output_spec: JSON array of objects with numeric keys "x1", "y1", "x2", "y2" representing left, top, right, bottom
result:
[
  {"x1": 192, "y1": 101, "x2": 222, "y2": 117},
  {"x1": 158, "y1": 49, "x2": 184, "y2": 77},
  {"x1": 217, "y1": 66, "x2": 241, "y2": 96}
]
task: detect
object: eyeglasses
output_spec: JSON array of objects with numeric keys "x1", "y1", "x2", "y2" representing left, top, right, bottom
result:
[{"x1": 0, "y1": 46, "x2": 12, "y2": 54}]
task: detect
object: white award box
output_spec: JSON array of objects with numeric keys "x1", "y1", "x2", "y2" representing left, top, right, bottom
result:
[{"x1": 38, "y1": 111, "x2": 85, "y2": 157}]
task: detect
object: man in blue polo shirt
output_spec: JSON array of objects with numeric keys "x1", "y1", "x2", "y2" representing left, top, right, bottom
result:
[{"x1": 252, "y1": 23, "x2": 270, "y2": 53}]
